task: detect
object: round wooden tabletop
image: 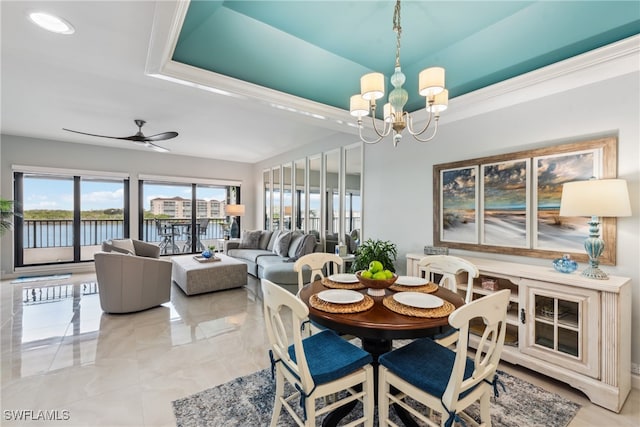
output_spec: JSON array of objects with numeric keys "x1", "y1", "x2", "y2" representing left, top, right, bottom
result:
[{"x1": 299, "y1": 280, "x2": 464, "y2": 342}]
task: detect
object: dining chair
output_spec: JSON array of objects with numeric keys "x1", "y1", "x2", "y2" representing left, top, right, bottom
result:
[
  {"x1": 417, "y1": 255, "x2": 479, "y2": 304},
  {"x1": 261, "y1": 279, "x2": 375, "y2": 427},
  {"x1": 293, "y1": 252, "x2": 343, "y2": 293},
  {"x1": 378, "y1": 289, "x2": 510, "y2": 427}
]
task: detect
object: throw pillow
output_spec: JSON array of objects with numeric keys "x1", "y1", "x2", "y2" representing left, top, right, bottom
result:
[
  {"x1": 298, "y1": 234, "x2": 318, "y2": 257},
  {"x1": 111, "y1": 239, "x2": 136, "y2": 255},
  {"x1": 258, "y1": 230, "x2": 273, "y2": 250},
  {"x1": 272, "y1": 231, "x2": 292, "y2": 257},
  {"x1": 239, "y1": 230, "x2": 262, "y2": 249},
  {"x1": 102, "y1": 241, "x2": 133, "y2": 255},
  {"x1": 287, "y1": 232, "x2": 305, "y2": 258},
  {"x1": 267, "y1": 229, "x2": 281, "y2": 251}
]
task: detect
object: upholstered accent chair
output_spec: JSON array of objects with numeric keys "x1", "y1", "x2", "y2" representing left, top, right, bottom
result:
[
  {"x1": 378, "y1": 290, "x2": 510, "y2": 427},
  {"x1": 261, "y1": 279, "x2": 374, "y2": 427},
  {"x1": 94, "y1": 239, "x2": 172, "y2": 314}
]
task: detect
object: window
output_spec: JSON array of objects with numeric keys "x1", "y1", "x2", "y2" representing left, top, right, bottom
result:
[{"x1": 13, "y1": 169, "x2": 128, "y2": 267}]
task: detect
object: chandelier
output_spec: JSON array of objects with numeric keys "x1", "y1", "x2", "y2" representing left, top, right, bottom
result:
[{"x1": 349, "y1": 0, "x2": 448, "y2": 147}]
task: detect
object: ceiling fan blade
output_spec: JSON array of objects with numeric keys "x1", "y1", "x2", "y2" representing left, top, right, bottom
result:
[
  {"x1": 62, "y1": 128, "x2": 130, "y2": 140},
  {"x1": 144, "y1": 141, "x2": 170, "y2": 153},
  {"x1": 143, "y1": 131, "x2": 179, "y2": 142}
]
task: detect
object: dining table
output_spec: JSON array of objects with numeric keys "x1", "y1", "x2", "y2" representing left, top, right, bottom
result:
[{"x1": 298, "y1": 277, "x2": 465, "y2": 427}]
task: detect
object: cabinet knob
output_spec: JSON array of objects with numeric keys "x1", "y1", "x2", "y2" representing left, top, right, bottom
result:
[{"x1": 520, "y1": 308, "x2": 526, "y2": 324}]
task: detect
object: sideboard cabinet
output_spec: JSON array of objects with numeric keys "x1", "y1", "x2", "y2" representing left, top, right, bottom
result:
[{"x1": 406, "y1": 253, "x2": 631, "y2": 412}]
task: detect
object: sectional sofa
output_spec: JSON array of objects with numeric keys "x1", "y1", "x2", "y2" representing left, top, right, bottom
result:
[{"x1": 225, "y1": 229, "x2": 320, "y2": 292}]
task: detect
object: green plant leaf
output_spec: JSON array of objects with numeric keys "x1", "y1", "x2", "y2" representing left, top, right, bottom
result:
[{"x1": 350, "y1": 238, "x2": 397, "y2": 273}]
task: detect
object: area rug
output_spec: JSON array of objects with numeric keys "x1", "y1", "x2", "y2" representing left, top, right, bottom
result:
[
  {"x1": 172, "y1": 368, "x2": 580, "y2": 427},
  {"x1": 11, "y1": 273, "x2": 72, "y2": 284}
]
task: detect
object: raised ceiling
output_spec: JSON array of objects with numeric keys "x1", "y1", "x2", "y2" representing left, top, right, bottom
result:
[
  {"x1": 1, "y1": 1, "x2": 638, "y2": 163},
  {"x1": 173, "y1": 1, "x2": 639, "y2": 112}
]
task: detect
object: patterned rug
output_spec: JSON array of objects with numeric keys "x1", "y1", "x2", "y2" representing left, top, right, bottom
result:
[{"x1": 173, "y1": 368, "x2": 580, "y2": 427}]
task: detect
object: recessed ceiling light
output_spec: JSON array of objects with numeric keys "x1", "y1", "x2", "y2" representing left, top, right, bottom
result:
[{"x1": 28, "y1": 12, "x2": 75, "y2": 35}]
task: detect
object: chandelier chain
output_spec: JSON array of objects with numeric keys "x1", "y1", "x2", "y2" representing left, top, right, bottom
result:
[{"x1": 393, "y1": 0, "x2": 402, "y2": 68}]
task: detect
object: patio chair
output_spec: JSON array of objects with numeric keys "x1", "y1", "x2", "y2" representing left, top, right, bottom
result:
[{"x1": 155, "y1": 219, "x2": 179, "y2": 254}]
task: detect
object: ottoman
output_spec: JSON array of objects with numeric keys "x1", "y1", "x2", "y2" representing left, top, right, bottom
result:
[{"x1": 172, "y1": 253, "x2": 247, "y2": 296}]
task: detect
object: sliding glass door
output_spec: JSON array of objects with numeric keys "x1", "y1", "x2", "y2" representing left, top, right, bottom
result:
[{"x1": 14, "y1": 171, "x2": 128, "y2": 267}]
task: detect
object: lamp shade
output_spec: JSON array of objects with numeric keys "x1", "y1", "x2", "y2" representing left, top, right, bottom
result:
[
  {"x1": 349, "y1": 94, "x2": 369, "y2": 117},
  {"x1": 360, "y1": 72, "x2": 385, "y2": 101},
  {"x1": 559, "y1": 179, "x2": 631, "y2": 217},
  {"x1": 225, "y1": 204, "x2": 245, "y2": 216},
  {"x1": 418, "y1": 67, "x2": 445, "y2": 97}
]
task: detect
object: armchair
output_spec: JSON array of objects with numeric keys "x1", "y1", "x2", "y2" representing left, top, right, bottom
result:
[{"x1": 95, "y1": 239, "x2": 172, "y2": 314}]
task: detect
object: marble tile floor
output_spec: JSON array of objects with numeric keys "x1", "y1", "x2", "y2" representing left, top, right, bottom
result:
[{"x1": 1, "y1": 272, "x2": 638, "y2": 426}]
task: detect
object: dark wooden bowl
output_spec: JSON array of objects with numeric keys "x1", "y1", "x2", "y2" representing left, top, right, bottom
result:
[{"x1": 356, "y1": 271, "x2": 398, "y2": 289}]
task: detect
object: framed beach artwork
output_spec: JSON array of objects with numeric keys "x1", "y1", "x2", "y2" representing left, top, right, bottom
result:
[
  {"x1": 433, "y1": 136, "x2": 618, "y2": 264},
  {"x1": 481, "y1": 159, "x2": 530, "y2": 248},
  {"x1": 440, "y1": 166, "x2": 479, "y2": 244}
]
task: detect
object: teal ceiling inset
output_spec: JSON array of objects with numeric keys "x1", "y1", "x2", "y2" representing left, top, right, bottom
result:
[{"x1": 173, "y1": 1, "x2": 640, "y2": 113}]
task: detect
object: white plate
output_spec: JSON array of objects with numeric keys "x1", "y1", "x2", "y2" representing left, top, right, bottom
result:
[
  {"x1": 317, "y1": 289, "x2": 364, "y2": 304},
  {"x1": 393, "y1": 292, "x2": 444, "y2": 309},
  {"x1": 328, "y1": 273, "x2": 359, "y2": 284},
  {"x1": 395, "y1": 276, "x2": 429, "y2": 287}
]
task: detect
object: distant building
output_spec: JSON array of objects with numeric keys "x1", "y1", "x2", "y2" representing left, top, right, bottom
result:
[{"x1": 150, "y1": 197, "x2": 226, "y2": 218}]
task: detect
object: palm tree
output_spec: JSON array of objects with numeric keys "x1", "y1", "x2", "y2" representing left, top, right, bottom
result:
[{"x1": 0, "y1": 198, "x2": 21, "y2": 237}]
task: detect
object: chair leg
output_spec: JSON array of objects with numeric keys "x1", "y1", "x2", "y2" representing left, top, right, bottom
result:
[
  {"x1": 364, "y1": 365, "x2": 374, "y2": 427},
  {"x1": 479, "y1": 391, "x2": 492, "y2": 427},
  {"x1": 378, "y1": 366, "x2": 390, "y2": 426},
  {"x1": 270, "y1": 370, "x2": 284, "y2": 427}
]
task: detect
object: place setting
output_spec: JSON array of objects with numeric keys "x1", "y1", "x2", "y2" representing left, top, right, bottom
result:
[
  {"x1": 309, "y1": 289, "x2": 374, "y2": 314},
  {"x1": 321, "y1": 273, "x2": 366, "y2": 290},
  {"x1": 383, "y1": 291, "x2": 456, "y2": 318},
  {"x1": 389, "y1": 275, "x2": 439, "y2": 293}
]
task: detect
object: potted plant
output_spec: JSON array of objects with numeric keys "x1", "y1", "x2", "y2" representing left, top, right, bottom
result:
[
  {"x1": 0, "y1": 198, "x2": 21, "y2": 237},
  {"x1": 350, "y1": 238, "x2": 397, "y2": 274}
]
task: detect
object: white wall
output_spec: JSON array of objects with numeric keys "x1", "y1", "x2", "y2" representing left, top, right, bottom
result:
[
  {"x1": 0, "y1": 135, "x2": 256, "y2": 276},
  {"x1": 363, "y1": 70, "x2": 640, "y2": 366}
]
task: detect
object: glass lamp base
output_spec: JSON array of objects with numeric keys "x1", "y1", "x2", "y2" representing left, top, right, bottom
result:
[{"x1": 581, "y1": 266, "x2": 609, "y2": 280}]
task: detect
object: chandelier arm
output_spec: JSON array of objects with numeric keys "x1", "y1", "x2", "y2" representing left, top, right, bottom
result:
[
  {"x1": 405, "y1": 110, "x2": 435, "y2": 137},
  {"x1": 357, "y1": 119, "x2": 385, "y2": 144},
  {"x1": 410, "y1": 118, "x2": 440, "y2": 143}
]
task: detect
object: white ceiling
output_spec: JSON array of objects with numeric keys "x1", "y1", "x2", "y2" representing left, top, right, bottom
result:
[{"x1": 1, "y1": 1, "x2": 353, "y2": 163}]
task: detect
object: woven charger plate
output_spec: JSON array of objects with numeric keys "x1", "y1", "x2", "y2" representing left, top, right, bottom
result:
[
  {"x1": 383, "y1": 295, "x2": 455, "y2": 318},
  {"x1": 389, "y1": 282, "x2": 438, "y2": 293},
  {"x1": 310, "y1": 293, "x2": 374, "y2": 314},
  {"x1": 321, "y1": 277, "x2": 366, "y2": 290}
]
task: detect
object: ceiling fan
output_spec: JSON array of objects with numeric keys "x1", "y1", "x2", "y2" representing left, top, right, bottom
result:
[{"x1": 63, "y1": 119, "x2": 178, "y2": 152}]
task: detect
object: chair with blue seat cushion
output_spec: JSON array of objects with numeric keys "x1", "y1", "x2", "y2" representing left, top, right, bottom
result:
[
  {"x1": 378, "y1": 289, "x2": 510, "y2": 427},
  {"x1": 293, "y1": 252, "x2": 343, "y2": 293},
  {"x1": 418, "y1": 255, "x2": 480, "y2": 304},
  {"x1": 261, "y1": 279, "x2": 374, "y2": 427}
]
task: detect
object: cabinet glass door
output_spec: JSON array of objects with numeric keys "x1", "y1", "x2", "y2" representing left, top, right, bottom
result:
[{"x1": 521, "y1": 278, "x2": 599, "y2": 378}]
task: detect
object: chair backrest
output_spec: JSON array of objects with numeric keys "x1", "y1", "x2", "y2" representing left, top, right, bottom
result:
[
  {"x1": 417, "y1": 255, "x2": 479, "y2": 303},
  {"x1": 443, "y1": 289, "x2": 510, "y2": 408},
  {"x1": 261, "y1": 279, "x2": 315, "y2": 394},
  {"x1": 293, "y1": 252, "x2": 343, "y2": 291},
  {"x1": 198, "y1": 218, "x2": 209, "y2": 234}
]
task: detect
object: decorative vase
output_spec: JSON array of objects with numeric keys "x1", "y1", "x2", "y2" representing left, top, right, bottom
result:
[
  {"x1": 201, "y1": 249, "x2": 213, "y2": 259},
  {"x1": 553, "y1": 254, "x2": 577, "y2": 273}
]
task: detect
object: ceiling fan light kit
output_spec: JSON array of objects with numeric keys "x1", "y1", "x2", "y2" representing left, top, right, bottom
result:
[
  {"x1": 63, "y1": 119, "x2": 178, "y2": 153},
  {"x1": 350, "y1": 0, "x2": 448, "y2": 147}
]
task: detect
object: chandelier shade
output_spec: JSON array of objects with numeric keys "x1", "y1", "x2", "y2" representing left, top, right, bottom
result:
[{"x1": 349, "y1": 0, "x2": 448, "y2": 146}]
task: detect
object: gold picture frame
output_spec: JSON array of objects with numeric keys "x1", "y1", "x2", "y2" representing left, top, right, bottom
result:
[{"x1": 433, "y1": 136, "x2": 618, "y2": 265}]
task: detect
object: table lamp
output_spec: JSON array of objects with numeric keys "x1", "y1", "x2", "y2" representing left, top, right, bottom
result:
[
  {"x1": 559, "y1": 178, "x2": 631, "y2": 279},
  {"x1": 225, "y1": 204, "x2": 245, "y2": 239}
]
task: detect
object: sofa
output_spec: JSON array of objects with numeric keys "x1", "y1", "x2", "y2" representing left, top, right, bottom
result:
[
  {"x1": 95, "y1": 239, "x2": 172, "y2": 313},
  {"x1": 225, "y1": 229, "x2": 319, "y2": 292}
]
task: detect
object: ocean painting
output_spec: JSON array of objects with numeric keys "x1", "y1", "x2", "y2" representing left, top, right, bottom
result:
[
  {"x1": 534, "y1": 150, "x2": 597, "y2": 251},
  {"x1": 482, "y1": 159, "x2": 529, "y2": 247},
  {"x1": 441, "y1": 166, "x2": 478, "y2": 243}
]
